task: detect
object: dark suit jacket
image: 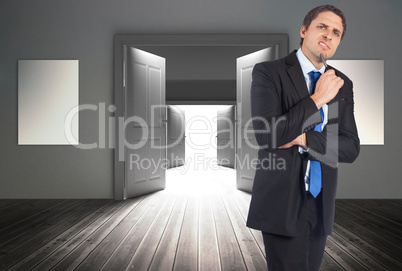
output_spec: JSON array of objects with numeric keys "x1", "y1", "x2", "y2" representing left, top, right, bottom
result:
[{"x1": 246, "y1": 50, "x2": 360, "y2": 236}]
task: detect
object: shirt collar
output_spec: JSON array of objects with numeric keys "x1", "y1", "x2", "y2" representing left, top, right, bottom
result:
[{"x1": 296, "y1": 48, "x2": 326, "y2": 77}]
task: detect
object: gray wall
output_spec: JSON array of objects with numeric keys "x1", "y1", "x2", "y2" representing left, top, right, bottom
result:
[{"x1": 1, "y1": 0, "x2": 401, "y2": 199}]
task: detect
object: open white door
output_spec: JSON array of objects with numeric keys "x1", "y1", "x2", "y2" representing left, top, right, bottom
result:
[
  {"x1": 236, "y1": 47, "x2": 278, "y2": 192},
  {"x1": 217, "y1": 105, "x2": 236, "y2": 168},
  {"x1": 124, "y1": 46, "x2": 166, "y2": 198},
  {"x1": 166, "y1": 105, "x2": 185, "y2": 168}
]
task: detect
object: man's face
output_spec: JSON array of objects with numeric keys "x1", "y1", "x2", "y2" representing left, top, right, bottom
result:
[{"x1": 300, "y1": 11, "x2": 343, "y2": 65}]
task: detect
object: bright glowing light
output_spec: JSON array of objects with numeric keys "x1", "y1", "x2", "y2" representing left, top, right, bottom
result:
[{"x1": 165, "y1": 105, "x2": 236, "y2": 195}]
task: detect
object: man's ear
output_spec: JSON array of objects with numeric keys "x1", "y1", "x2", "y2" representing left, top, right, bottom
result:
[{"x1": 300, "y1": 25, "x2": 306, "y2": 39}]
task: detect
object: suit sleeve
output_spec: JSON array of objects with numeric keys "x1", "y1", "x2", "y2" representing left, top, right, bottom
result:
[
  {"x1": 304, "y1": 80, "x2": 360, "y2": 164},
  {"x1": 250, "y1": 63, "x2": 321, "y2": 149}
]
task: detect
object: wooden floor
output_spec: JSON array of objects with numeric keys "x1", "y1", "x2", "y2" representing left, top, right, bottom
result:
[{"x1": 0, "y1": 176, "x2": 401, "y2": 270}]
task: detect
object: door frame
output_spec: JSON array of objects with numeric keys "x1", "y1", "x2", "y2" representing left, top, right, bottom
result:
[{"x1": 114, "y1": 34, "x2": 288, "y2": 200}]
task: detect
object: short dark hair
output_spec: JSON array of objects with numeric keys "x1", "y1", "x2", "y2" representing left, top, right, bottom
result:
[{"x1": 300, "y1": 5, "x2": 346, "y2": 46}]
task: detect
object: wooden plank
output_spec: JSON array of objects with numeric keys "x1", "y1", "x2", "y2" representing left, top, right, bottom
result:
[
  {"x1": 328, "y1": 231, "x2": 389, "y2": 270},
  {"x1": 336, "y1": 202, "x2": 402, "y2": 246},
  {"x1": 332, "y1": 223, "x2": 402, "y2": 270},
  {"x1": 334, "y1": 207, "x2": 402, "y2": 263},
  {"x1": 0, "y1": 199, "x2": 35, "y2": 214},
  {"x1": 0, "y1": 199, "x2": 64, "y2": 229},
  {"x1": 57, "y1": 194, "x2": 160, "y2": 271},
  {"x1": 1, "y1": 194, "x2": 401, "y2": 271},
  {"x1": 0, "y1": 199, "x2": 69, "y2": 236},
  {"x1": 0, "y1": 200, "x2": 26, "y2": 211},
  {"x1": 221, "y1": 194, "x2": 267, "y2": 271},
  {"x1": 0, "y1": 199, "x2": 107, "y2": 270},
  {"x1": 236, "y1": 190, "x2": 252, "y2": 208},
  {"x1": 378, "y1": 199, "x2": 402, "y2": 211},
  {"x1": 148, "y1": 195, "x2": 187, "y2": 271},
  {"x1": 211, "y1": 195, "x2": 246, "y2": 271},
  {"x1": 32, "y1": 198, "x2": 140, "y2": 271},
  {"x1": 337, "y1": 200, "x2": 402, "y2": 231},
  {"x1": 325, "y1": 238, "x2": 368, "y2": 270},
  {"x1": 0, "y1": 199, "x2": 79, "y2": 246},
  {"x1": 0, "y1": 199, "x2": 12, "y2": 208},
  {"x1": 383, "y1": 199, "x2": 402, "y2": 208},
  {"x1": 0, "y1": 200, "x2": 82, "y2": 253},
  {"x1": 339, "y1": 199, "x2": 402, "y2": 226},
  {"x1": 7, "y1": 199, "x2": 118, "y2": 271},
  {"x1": 173, "y1": 195, "x2": 199, "y2": 271},
  {"x1": 199, "y1": 195, "x2": 221, "y2": 271},
  {"x1": 321, "y1": 251, "x2": 346, "y2": 271},
  {"x1": 232, "y1": 190, "x2": 265, "y2": 257},
  {"x1": 121, "y1": 195, "x2": 177, "y2": 270},
  {"x1": 336, "y1": 202, "x2": 402, "y2": 245}
]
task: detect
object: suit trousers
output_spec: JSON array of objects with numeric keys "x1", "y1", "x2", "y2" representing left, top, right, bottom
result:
[{"x1": 262, "y1": 192, "x2": 327, "y2": 271}]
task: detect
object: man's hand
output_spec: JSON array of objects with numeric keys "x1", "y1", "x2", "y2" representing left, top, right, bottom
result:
[
  {"x1": 311, "y1": 69, "x2": 344, "y2": 109},
  {"x1": 278, "y1": 133, "x2": 307, "y2": 149}
]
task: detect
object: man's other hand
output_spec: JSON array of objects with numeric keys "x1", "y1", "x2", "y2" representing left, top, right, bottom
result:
[{"x1": 278, "y1": 133, "x2": 307, "y2": 149}]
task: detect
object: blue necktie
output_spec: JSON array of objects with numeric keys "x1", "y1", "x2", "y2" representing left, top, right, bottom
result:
[{"x1": 308, "y1": 71, "x2": 324, "y2": 198}]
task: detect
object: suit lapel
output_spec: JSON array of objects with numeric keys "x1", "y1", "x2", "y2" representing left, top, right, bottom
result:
[
  {"x1": 286, "y1": 52, "x2": 340, "y2": 106},
  {"x1": 286, "y1": 51, "x2": 310, "y2": 100},
  {"x1": 285, "y1": 52, "x2": 342, "y2": 125},
  {"x1": 327, "y1": 65, "x2": 340, "y2": 105}
]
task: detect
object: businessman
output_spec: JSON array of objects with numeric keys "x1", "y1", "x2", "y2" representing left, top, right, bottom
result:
[{"x1": 246, "y1": 5, "x2": 360, "y2": 271}]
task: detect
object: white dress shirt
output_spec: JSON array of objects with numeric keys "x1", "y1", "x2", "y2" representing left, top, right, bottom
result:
[{"x1": 295, "y1": 48, "x2": 328, "y2": 191}]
